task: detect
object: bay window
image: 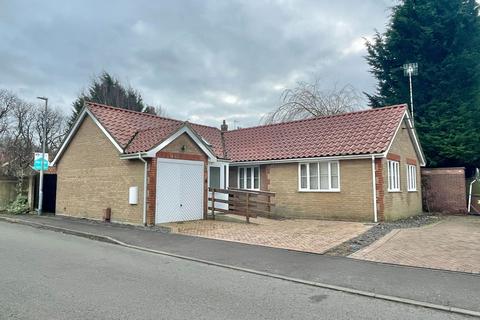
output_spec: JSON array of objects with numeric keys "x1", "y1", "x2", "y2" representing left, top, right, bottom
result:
[
  {"x1": 299, "y1": 161, "x2": 340, "y2": 191},
  {"x1": 238, "y1": 166, "x2": 260, "y2": 190}
]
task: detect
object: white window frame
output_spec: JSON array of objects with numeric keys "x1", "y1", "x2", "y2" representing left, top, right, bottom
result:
[
  {"x1": 406, "y1": 164, "x2": 417, "y2": 192},
  {"x1": 298, "y1": 161, "x2": 340, "y2": 192},
  {"x1": 387, "y1": 160, "x2": 401, "y2": 192},
  {"x1": 237, "y1": 166, "x2": 260, "y2": 190}
]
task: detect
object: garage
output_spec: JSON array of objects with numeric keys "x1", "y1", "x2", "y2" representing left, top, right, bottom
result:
[{"x1": 155, "y1": 158, "x2": 205, "y2": 224}]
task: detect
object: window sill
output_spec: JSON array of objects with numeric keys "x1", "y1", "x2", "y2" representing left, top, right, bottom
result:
[
  {"x1": 298, "y1": 189, "x2": 341, "y2": 193},
  {"x1": 407, "y1": 190, "x2": 418, "y2": 193},
  {"x1": 388, "y1": 190, "x2": 402, "y2": 193}
]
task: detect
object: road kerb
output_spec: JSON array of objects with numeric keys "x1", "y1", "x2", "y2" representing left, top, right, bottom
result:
[{"x1": 1, "y1": 216, "x2": 479, "y2": 318}]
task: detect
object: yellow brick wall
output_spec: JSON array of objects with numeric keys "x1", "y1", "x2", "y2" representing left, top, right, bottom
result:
[
  {"x1": 161, "y1": 133, "x2": 204, "y2": 155},
  {"x1": 383, "y1": 120, "x2": 423, "y2": 220},
  {"x1": 56, "y1": 116, "x2": 145, "y2": 224},
  {"x1": 266, "y1": 159, "x2": 375, "y2": 221}
]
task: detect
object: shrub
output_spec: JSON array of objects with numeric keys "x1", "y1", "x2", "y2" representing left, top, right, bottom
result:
[{"x1": 6, "y1": 195, "x2": 29, "y2": 215}]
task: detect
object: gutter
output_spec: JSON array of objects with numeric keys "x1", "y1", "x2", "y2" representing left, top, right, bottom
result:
[
  {"x1": 371, "y1": 155, "x2": 378, "y2": 223},
  {"x1": 233, "y1": 153, "x2": 385, "y2": 166},
  {"x1": 137, "y1": 154, "x2": 148, "y2": 226}
]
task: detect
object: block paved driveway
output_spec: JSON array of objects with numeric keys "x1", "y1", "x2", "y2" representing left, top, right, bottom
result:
[
  {"x1": 165, "y1": 215, "x2": 372, "y2": 254},
  {"x1": 350, "y1": 216, "x2": 480, "y2": 273}
]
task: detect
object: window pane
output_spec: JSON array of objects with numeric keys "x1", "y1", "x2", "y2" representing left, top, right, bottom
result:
[
  {"x1": 319, "y1": 162, "x2": 329, "y2": 189},
  {"x1": 308, "y1": 163, "x2": 318, "y2": 190},
  {"x1": 394, "y1": 162, "x2": 398, "y2": 190},
  {"x1": 396, "y1": 162, "x2": 400, "y2": 190},
  {"x1": 331, "y1": 176, "x2": 339, "y2": 189},
  {"x1": 300, "y1": 164, "x2": 307, "y2": 189},
  {"x1": 246, "y1": 168, "x2": 252, "y2": 189},
  {"x1": 330, "y1": 162, "x2": 339, "y2": 189},
  {"x1": 209, "y1": 167, "x2": 221, "y2": 189},
  {"x1": 239, "y1": 168, "x2": 245, "y2": 189},
  {"x1": 319, "y1": 162, "x2": 329, "y2": 175},
  {"x1": 388, "y1": 162, "x2": 392, "y2": 190},
  {"x1": 331, "y1": 162, "x2": 338, "y2": 176},
  {"x1": 407, "y1": 166, "x2": 410, "y2": 190},
  {"x1": 413, "y1": 166, "x2": 416, "y2": 189},
  {"x1": 320, "y1": 175, "x2": 329, "y2": 189},
  {"x1": 254, "y1": 167, "x2": 259, "y2": 189}
]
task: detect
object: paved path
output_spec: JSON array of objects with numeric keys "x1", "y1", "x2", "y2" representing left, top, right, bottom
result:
[
  {"x1": 351, "y1": 216, "x2": 480, "y2": 273},
  {"x1": 1, "y1": 215, "x2": 479, "y2": 314},
  {"x1": 0, "y1": 223, "x2": 471, "y2": 320},
  {"x1": 165, "y1": 214, "x2": 371, "y2": 253}
]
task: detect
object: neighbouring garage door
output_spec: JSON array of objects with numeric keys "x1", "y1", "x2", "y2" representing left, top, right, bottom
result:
[{"x1": 156, "y1": 158, "x2": 204, "y2": 224}]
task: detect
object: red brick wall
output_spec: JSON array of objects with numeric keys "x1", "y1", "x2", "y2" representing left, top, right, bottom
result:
[
  {"x1": 421, "y1": 167, "x2": 467, "y2": 214},
  {"x1": 375, "y1": 158, "x2": 385, "y2": 221},
  {"x1": 146, "y1": 158, "x2": 157, "y2": 225}
]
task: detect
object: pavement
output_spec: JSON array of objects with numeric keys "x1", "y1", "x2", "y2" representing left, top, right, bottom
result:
[
  {"x1": 0, "y1": 222, "x2": 472, "y2": 320},
  {"x1": 351, "y1": 216, "x2": 480, "y2": 273},
  {"x1": 1, "y1": 214, "x2": 479, "y2": 316},
  {"x1": 165, "y1": 214, "x2": 372, "y2": 253}
]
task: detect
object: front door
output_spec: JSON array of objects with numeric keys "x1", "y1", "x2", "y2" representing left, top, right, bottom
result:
[{"x1": 155, "y1": 159, "x2": 204, "y2": 224}]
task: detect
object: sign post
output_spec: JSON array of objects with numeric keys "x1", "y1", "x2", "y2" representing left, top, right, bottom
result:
[{"x1": 33, "y1": 151, "x2": 49, "y2": 215}]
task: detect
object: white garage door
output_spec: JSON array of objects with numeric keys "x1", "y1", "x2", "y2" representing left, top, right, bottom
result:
[{"x1": 156, "y1": 159, "x2": 204, "y2": 224}]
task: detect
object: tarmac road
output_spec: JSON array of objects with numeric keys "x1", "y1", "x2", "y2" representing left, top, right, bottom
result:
[{"x1": 0, "y1": 222, "x2": 471, "y2": 320}]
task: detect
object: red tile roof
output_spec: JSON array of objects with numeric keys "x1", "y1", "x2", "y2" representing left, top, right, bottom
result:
[
  {"x1": 124, "y1": 123, "x2": 183, "y2": 154},
  {"x1": 87, "y1": 102, "x2": 225, "y2": 156},
  {"x1": 223, "y1": 104, "x2": 407, "y2": 162},
  {"x1": 86, "y1": 102, "x2": 407, "y2": 162}
]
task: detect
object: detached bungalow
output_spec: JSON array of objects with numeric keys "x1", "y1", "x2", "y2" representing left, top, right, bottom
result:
[{"x1": 51, "y1": 102, "x2": 425, "y2": 225}]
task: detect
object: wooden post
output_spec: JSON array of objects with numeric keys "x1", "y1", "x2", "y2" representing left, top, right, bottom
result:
[
  {"x1": 245, "y1": 192, "x2": 250, "y2": 223},
  {"x1": 211, "y1": 188, "x2": 216, "y2": 220}
]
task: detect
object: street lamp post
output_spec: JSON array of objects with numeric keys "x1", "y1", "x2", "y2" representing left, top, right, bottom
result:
[
  {"x1": 403, "y1": 63, "x2": 418, "y2": 126},
  {"x1": 36, "y1": 96, "x2": 48, "y2": 216}
]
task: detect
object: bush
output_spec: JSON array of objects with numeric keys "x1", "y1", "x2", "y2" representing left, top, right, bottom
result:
[{"x1": 7, "y1": 195, "x2": 29, "y2": 215}]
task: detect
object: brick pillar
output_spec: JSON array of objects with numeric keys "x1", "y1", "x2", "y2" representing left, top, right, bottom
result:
[
  {"x1": 146, "y1": 158, "x2": 157, "y2": 226},
  {"x1": 375, "y1": 158, "x2": 385, "y2": 221},
  {"x1": 203, "y1": 159, "x2": 208, "y2": 219}
]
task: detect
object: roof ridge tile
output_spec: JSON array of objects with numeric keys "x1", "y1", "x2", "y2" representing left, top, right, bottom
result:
[{"x1": 225, "y1": 104, "x2": 407, "y2": 134}]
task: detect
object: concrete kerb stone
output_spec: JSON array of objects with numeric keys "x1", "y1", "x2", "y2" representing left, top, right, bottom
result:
[
  {"x1": 0, "y1": 216, "x2": 119, "y2": 245},
  {"x1": 1, "y1": 215, "x2": 479, "y2": 318}
]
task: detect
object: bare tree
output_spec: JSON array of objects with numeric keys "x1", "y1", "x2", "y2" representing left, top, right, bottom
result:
[
  {"x1": 262, "y1": 81, "x2": 364, "y2": 124},
  {"x1": 143, "y1": 104, "x2": 167, "y2": 117},
  {"x1": 0, "y1": 99, "x2": 36, "y2": 191},
  {"x1": 34, "y1": 106, "x2": 67, "y2": 155},
  {"x1": 0, "y1": 91, "x2": 67, "y2": 193},
  {"x1": 0, "y1": 89, "x2": 16, "y2": 135}
]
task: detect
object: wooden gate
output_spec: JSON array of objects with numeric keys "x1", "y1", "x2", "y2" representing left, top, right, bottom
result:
[{"x1": 208, "y1": 188, "x2": 275, "y2": 222}]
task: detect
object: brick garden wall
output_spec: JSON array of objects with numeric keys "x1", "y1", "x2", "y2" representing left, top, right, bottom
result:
[{"x1": 421, "y1": 167, "x2": 467, "y2": 214}]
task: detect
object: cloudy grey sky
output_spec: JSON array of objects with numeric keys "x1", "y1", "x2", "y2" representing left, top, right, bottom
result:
[{"x1": 0, "y1": 0, "x2": 394, "y2": 128}]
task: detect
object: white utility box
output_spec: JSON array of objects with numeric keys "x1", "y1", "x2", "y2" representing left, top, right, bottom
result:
[{"x1": 129, "y1": 186, "x2": 138, "y2": 205}]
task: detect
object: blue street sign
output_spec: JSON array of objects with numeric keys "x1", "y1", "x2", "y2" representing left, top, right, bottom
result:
[{"x1": 33, "y1": 156, "x2": 48, "y2": 171}]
